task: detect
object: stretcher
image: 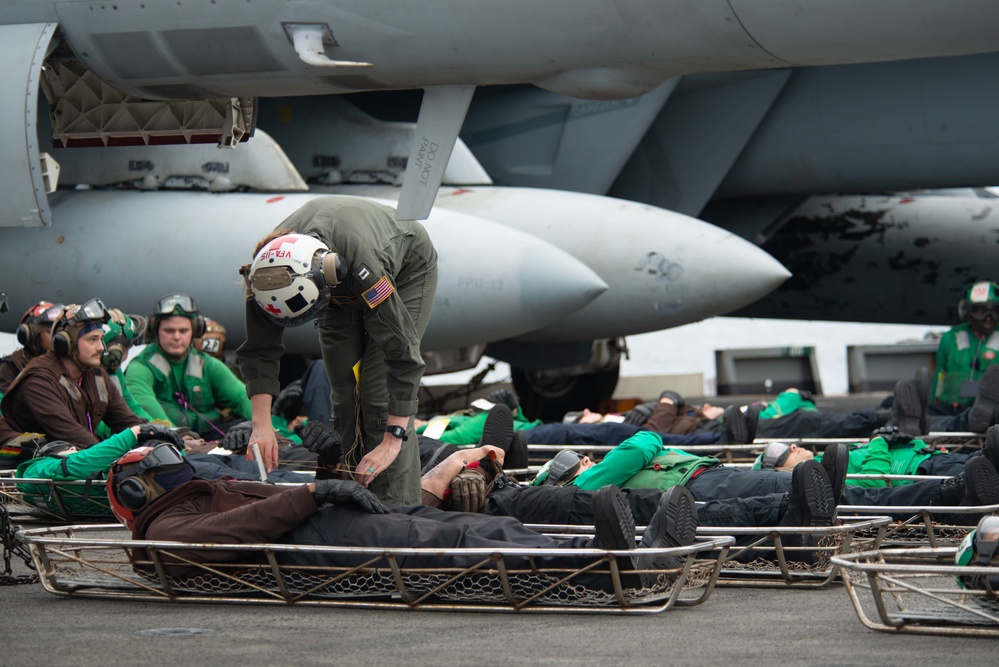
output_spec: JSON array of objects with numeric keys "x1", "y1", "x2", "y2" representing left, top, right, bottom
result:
[
  {"x1": 833, "y1": 547, "x2": 999, "y2": 637},
  {"x1": 837, "y1": 503, "x2": 999, "y2": 548},
  {"x1": 528, "y1": 516, "x2": 890, "y2": 588},
  {"x1": 16, "y1": 524, "x2": 735, "y2": 614},
  {"x1": 0, "y1": 474, "x2": 112, "y2": 523},
  {"x1": 755, "y1": 432, "x2": 984, "y2": 453}
]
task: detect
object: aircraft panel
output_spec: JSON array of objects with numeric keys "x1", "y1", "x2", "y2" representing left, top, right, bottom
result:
[{"x1": 0, "y1": 22, "x2": 56, "y2": 227}]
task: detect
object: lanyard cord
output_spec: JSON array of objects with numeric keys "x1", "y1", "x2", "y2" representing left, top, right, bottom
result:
[{"x1": 174, "y1": 392, "x2": 226, "y2": 438}]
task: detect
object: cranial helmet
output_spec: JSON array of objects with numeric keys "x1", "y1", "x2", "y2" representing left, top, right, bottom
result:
[
  {"x1": 52, "y1": 299, "x2": 111, "y2": 360},
  {"x1": 33, "y1": 440, "x2": 77, "y2": 459},
  {"x1": 193, "y1": 318, "x2": 227, "y2": 359},
  {"x1": 955, "y1": 514, "x2": 999, "y2": 593},
  {"x1": 958, "y1": 281, "x2": 999, "y2": 322},
  {"x1": 760, "y1": 442, "x2": 792, "y2": 469},
  {"x1": 102, "y1": 309, "x2": 141, "y2": 374},
  {"x1": 532, "y1": 450, "x2": 583, "y2": 486},
  {"x1": 16, "y1": 300, "x2": 64, "y2": 355},
  {"x1": 108, "y1": 443, "x2": 194, "y2": 531},
  {"x1": 245, "y1": 233, "x2": 345, "y2": 327},
  {"x1": 146, "y1": 293, "x2": 206, "y2": 340}
]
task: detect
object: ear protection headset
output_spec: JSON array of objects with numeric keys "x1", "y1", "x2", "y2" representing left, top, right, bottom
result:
[
  {"x1": 114, "y1": 473, "x2": 165, "y2": 512},
  {"x1": 51, "y1": 305, "x2": 78, "y2": 358}
]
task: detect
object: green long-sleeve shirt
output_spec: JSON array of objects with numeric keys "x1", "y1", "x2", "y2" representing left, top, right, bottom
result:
[
  {"x1": 416, "y1": 408, "x2": 541, "y2": 445},
  {"x1": 16, "y1": 427, "x2": 138, "y2": 515}
]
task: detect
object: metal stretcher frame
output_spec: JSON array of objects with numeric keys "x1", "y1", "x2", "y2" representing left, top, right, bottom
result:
[
  {"x1": 832, "y1": 547, "x2": 999, "y2": 637},
  {"x1": 17, "y1": 524, "x2": 735, "y2": 614},
  {"x1": 529, "y1": 516, "x2": 891, "y2": 588},
  {"x1": 754, "y1": 432, "x2": 984, "y2": 453},
  {"x1": 0, "y1": 476, "x2": 112, "y2": 523},
  {"x1": 836, "y1": 503, "x2": 999, "y2": 548}
]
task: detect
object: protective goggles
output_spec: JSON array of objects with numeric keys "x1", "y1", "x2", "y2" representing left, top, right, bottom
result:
[
  {"x1": 24, "y1": 302, "x2": 64, "y2": 325},
  {"x1": 154, "y1": 294, "x2": 199, "y2": 317},
  {"x1": 761, "y1": 442, "x2": 791, "y2": 469},
  {"x1": 65, "y1": 298, "x2": 110, "y2": 326},
  {"x1": 138, "y1": 443, "x2": 186, "y2": 473},
  {"x1": 969, "y1": 304, "x2": 999, "y2": 322}
]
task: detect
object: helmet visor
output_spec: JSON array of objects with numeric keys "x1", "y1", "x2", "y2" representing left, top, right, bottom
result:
[
  {"x1": 154, "y1": 294, "x2": 198, "y2": 317},
  {"x1": 248, "y1": 266, "x2": 295, "y2": 291}
]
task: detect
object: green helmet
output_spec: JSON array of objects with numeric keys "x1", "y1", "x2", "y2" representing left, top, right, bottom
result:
[
  {"x1": 102, "y1": 309, "x2": 143, "y2": 374},
  {"x1": 960, "y1": 281, "x2": 999, "y2": 322}
]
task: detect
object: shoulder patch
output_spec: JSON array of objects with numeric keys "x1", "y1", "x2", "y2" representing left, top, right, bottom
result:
[
  {"x1": 362, "y1": 276, "x2": 395, "y2": 308},
  {"x1": 356, "y1": 264, "x2": 372, "y2": 282}
]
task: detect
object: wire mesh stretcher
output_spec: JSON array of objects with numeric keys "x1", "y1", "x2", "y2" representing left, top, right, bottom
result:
[
  {"x1": 17, "y1": 524, "x2": 734, "y2": 613},
  {"x1": 529, "y1": 516, "x2": 891, "y2": 588},
  {"x1": 836, "y1": 503, "x2": 999, "y2": 549},
  {"x1": 832, "y1": 547, "x2": 999, "y2": 637},
  {"x1": 0, "y1": 476, "x2": 113, "y2": 523}
]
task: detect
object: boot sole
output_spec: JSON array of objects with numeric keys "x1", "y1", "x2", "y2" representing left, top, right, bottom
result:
[
  {"x1": 478, "y1": 404, "x2": 514, "y2": 449},
  {"x1": 984, "y1": 426, "x2": 999, "y2": 472},
  {"x1": 894, "y1": 380, "x2": 923, "y2": 435},
  {"x1": 592, "y1": 486, "x2": 636, "y2": 551},
  {"x1": 797, "y1": 462, "x2": 835, "y2": 526},
  {"x1": 820, "y1": 443, "x2": 848, "y2": 505},
  {"x1": 964, "y1": 458, "x2": 999, "y2": 506}
]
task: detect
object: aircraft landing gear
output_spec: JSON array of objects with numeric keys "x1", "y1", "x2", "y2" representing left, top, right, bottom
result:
[{"x1": 512, "y1": 364, "x2": 620, "y2": 423}]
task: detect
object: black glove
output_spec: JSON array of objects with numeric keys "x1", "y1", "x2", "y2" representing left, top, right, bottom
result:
[
  {"x1": 312, "y1": 479, "x2": 388, "y2": 514},
  {"x1": 137, "y1": 424, "x2": 186, "y2": 450},
  {"x1": 621, "y1": 401, "x2": 655, "y2": 426},
  {"x1": 485, "y1": 388, "x2": 519, "y2": 412},
  {"x1": 299, "y1": 421, "x2": 342, "y2": 462},
  {"x1": 871, "y1": 425, "x2": 915, "y2": 447},
  {"x1": 220, "y1": 421, "x2": 253, "y2": 453}
]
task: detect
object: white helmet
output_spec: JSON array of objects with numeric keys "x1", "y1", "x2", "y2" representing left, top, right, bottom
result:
[{"x1": 247, "y1": 234, "x2": 342, "y2": 327}]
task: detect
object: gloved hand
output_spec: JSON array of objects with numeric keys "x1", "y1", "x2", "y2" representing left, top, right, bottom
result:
[
  {"x1": 220, "y1": 421, "x2": 253, "y2": 453},
  {"x1": 485, "y1": 388, "x2": 519, "y2": 412},
  {"x1": 450, "y1": 466, "x2": 488, "y2": 512},
  {"x1": 312, "y1": 479, "x2": 388, "y2": 514},
  {"x1": 299, "y1": 420, "x2": 342, "y2": 462},
  {"x1": 621, "y1": 401, "x2": 655, "y2": 426},
  {"x1": 871, "y1": 425, "x2": 915, "y2": 447},
  {"x1": 137, "y1": 423, "x2": 186, "y2": 450}
]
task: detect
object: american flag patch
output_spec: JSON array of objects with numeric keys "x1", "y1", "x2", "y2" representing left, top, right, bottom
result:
[{"x1": 362, "y1": 276, "x2": 395, "y2": 308}]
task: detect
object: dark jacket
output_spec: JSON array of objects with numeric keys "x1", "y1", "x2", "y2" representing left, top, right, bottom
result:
[
  {"x1": 0, "y1": 348, "x2": 30, "y2": 395},
  {"x1": 0, "y1": 351, "x2": 142, "y2": 446},
  {"x1": 132, "y1": 479, "x2": 318, "y2": 577}
]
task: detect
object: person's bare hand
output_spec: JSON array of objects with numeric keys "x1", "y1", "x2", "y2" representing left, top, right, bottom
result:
[
  {"x1": 248, "y1": 426, "x2": 279, "y2": 471},
  {"x1": 354, "y1": 437, "x2": 402, "y2": 487}
]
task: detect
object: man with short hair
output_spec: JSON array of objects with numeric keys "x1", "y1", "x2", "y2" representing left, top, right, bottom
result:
[
  {"x1": 126, "y1": 294, "x2": 253, "y2": 439},
  {"x1": 0, "y1": 299, "x2": 143, "y2": 447}
]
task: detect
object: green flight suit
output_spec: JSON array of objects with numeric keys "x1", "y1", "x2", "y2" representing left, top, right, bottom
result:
[
  {"x1": 126, "y1": 344, "x2": 253, "y2": 437},
  {"x1": 237, "y1": 196, "x2": 438, "y2": 505},
  {"x1": 932, "y1": 323, "x2": 999, "y2": 408}
]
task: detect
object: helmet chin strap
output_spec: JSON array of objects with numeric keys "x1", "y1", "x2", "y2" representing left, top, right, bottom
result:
[{"x1": 321, "y1": 252, "x2": 347, "y2": 286}]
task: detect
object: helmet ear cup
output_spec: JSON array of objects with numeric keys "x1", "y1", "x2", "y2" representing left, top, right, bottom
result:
[
  {"x1": 321, "y1": 252, "x2": 347, "y2": 286},
  {"x1": 52, "y1": 330, "x2": 73, "y2": 358},
  {"x1": 115, "y1": 476, "x2": 156, "y2": 511},
  {"x1": 959, "y1": 299, "x2": 970, "y2": 323},
  {"x1": 191, "y1": 315, "x2": 206, "y2": 339},
  {"x1": 16, "y1": 324, "x2": 33, "y2": 347}
]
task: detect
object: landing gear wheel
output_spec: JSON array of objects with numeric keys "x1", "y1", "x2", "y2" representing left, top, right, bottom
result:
[{"x1": 512, "y1": 365, "x2": 620, "y2": 422}]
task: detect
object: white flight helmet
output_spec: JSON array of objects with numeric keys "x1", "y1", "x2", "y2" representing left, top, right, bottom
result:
[{"x1": 247, "y1": 233, "x2": 344, "y2": 327}]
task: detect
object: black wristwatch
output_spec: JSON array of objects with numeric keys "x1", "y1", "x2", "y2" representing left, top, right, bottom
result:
[{"x1": 386, "y1": 425, "x2": 408, "y2": 441}]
